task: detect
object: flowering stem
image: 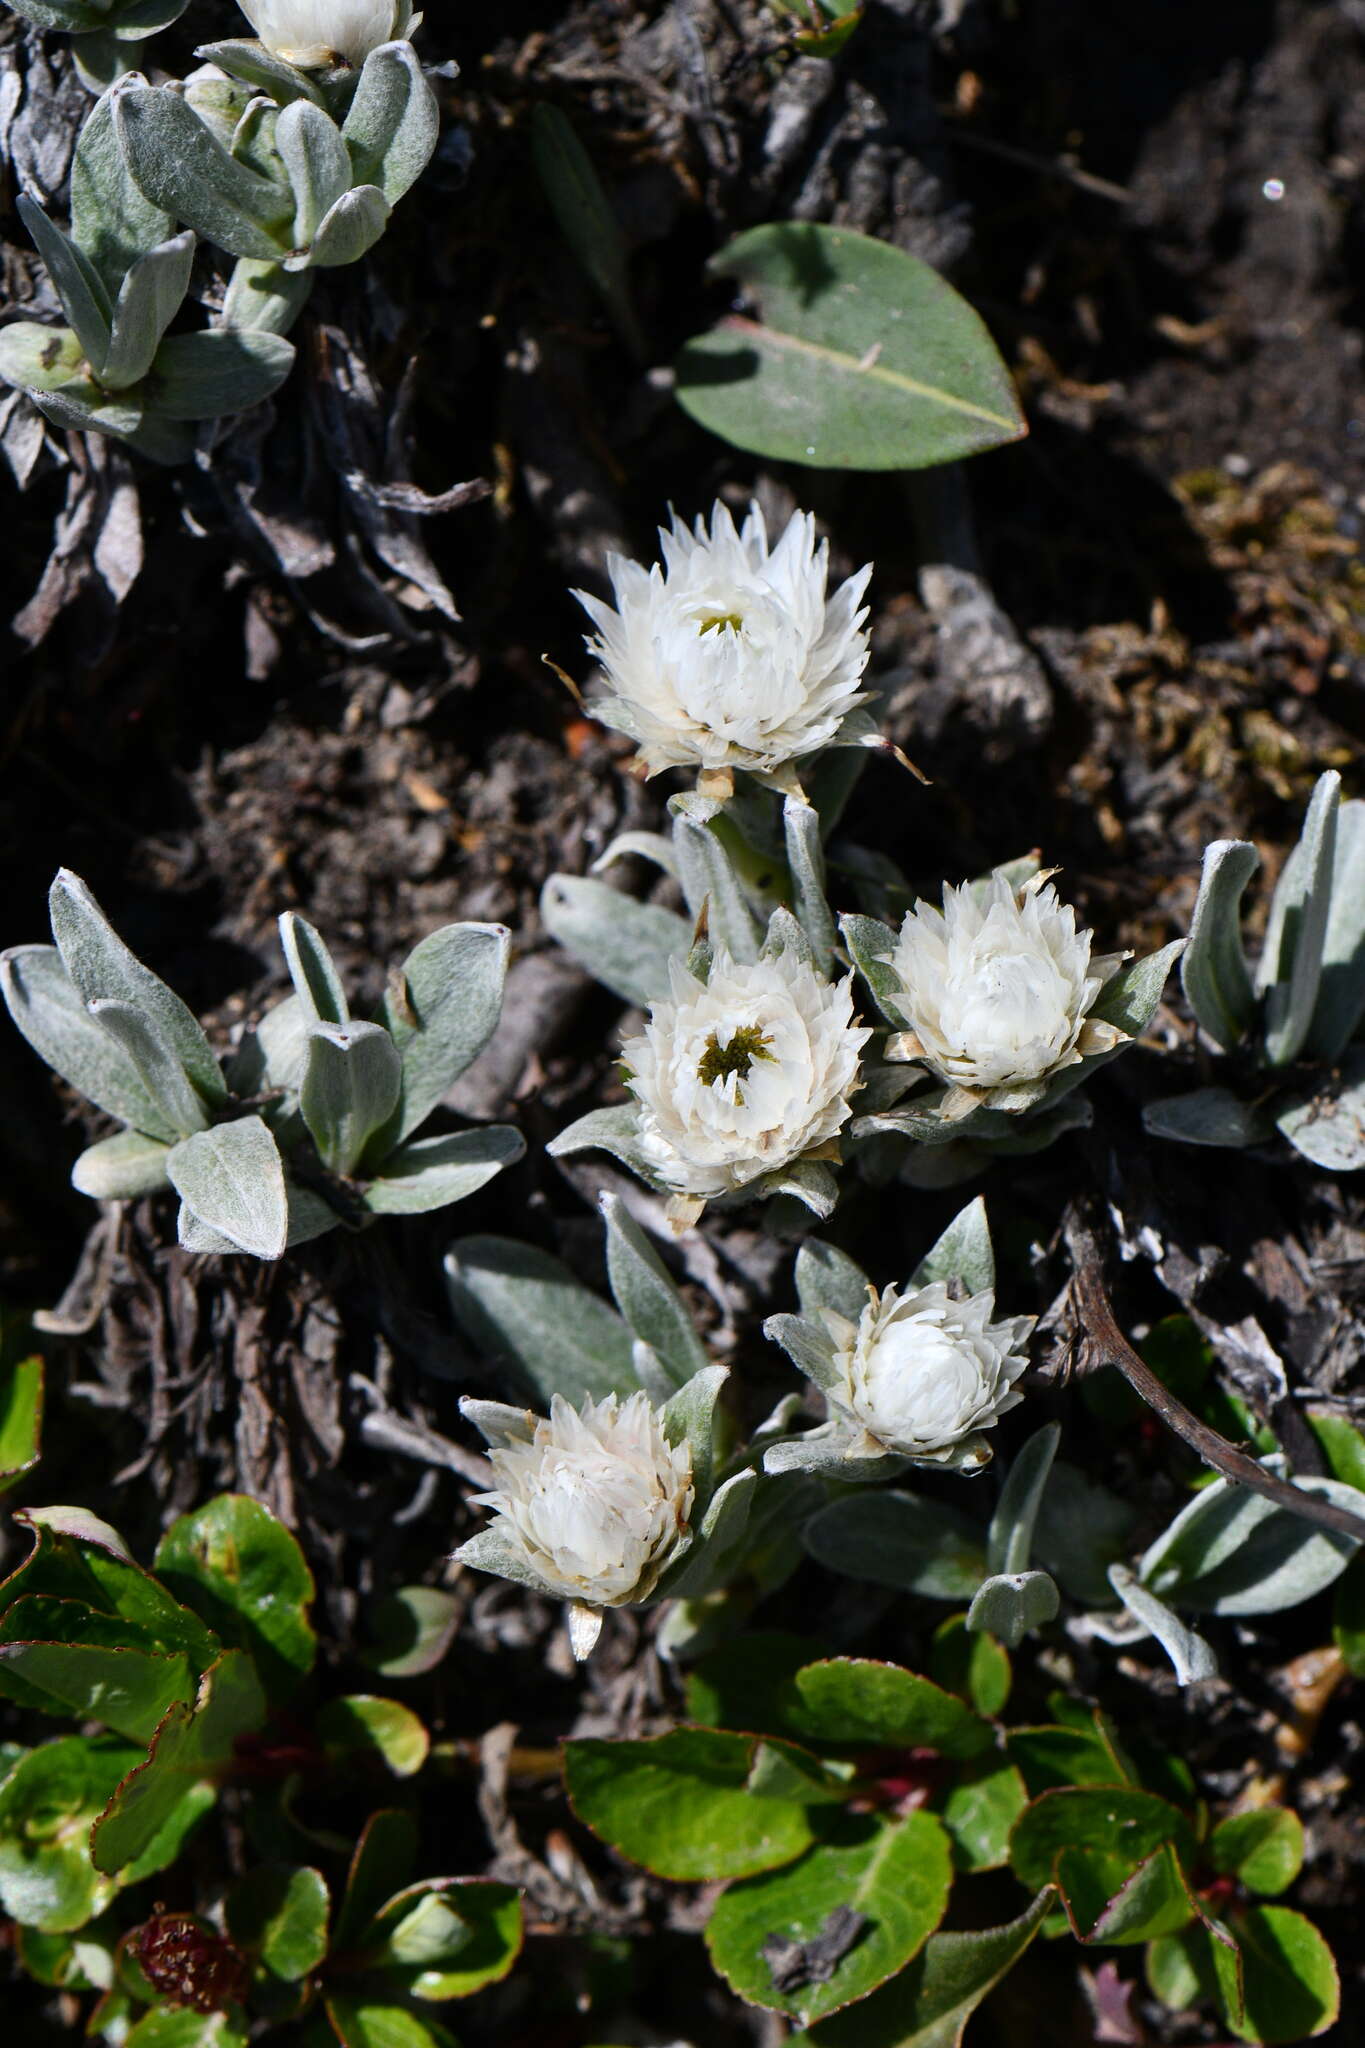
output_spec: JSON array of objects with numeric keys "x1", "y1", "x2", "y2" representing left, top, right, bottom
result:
[{"x1": 1063, "y1": 1211, "x2": 1365, "y2": 1545}]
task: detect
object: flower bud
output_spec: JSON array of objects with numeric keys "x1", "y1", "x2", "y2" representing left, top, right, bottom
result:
[
  {"x1": 235, "y1": 0, "x2": 421, "y2": 68},
  {"x1": 882, "y1": 872, "x2": 1127, "y2": 1116},
  {"x1": 826, "y1": 1282, "x2": 1032, "y2": 1469},
  {"x1": 575, "y1": 500, "x2": 873, "y2": 794},
  {"x1": 622, "y1": 948, "x2": 870, "y2": 1218}
]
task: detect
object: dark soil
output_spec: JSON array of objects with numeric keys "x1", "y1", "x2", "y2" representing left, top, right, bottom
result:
[{"x1": 3, "y1": 2, "x2": 1365, "y2": 2043}]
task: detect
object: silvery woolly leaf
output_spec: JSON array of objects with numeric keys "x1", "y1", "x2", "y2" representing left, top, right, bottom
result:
[
  {"x1": 222, "y1": 257, "x2": 314, "y2": 338},
  {"x1": 444, "y1": 1235, "x2": 638, "y2": 1405},
  {"x1": 279, "y1": 912, "x2": 349, "y2": 1027},
  {"x1": 601, "y1": 1192, "x2": 709, "y2": 1391},
  {"x1": 546, "y1": 1103, "x2": 656, "y2": 1182},
  {"x1": 763, "y1": 1157, "x2": 838, "y2": 1218},
  {"x1": 673, "y1": 817, "x2": 763, "y2": 965},
  {"x1": 1107, "y1": 1564, "x2": 1218, "y2": 1686},
  {"x1": 965, "y1": 1569, "x2": 1059, "y2": 1649},
  {"x1": 193, "y1": 39, "x2": 329, "y2": 109},
  {"x1": 49, "y1": 872, "x2": 225, "y2": 1110},
  {"x1": 910, "y1": 1193, "x2": 995, "y2": 1293},
  {"x1": 794, "y1": 1238, "x2": 870, "y2": 1323},
  {"x1": 342, "y1": 39, "x2": 439, "y2": 205},
  {"x1": 101, "y1": 232, "x2": 196, "y2": 392},
  {"x1": 762, "y1": 1311, "x2": 842, "y2": 1393},
  {"x1": 300, "y1": 185, "x2": 389, "y2": 270},
  {"x1": 300, "y1": 1020, "x2": 402, "y2": 1176},
  {"x1": 661, "y1": 1363, "x2": 729, "y2": 1507},
  {"x1": 377, "y1": 921, "x2": 511, "y2": 1147},
  {"x1": 17, "y1": 196, "x2": 113, "y2": 377},
  {"x1": 1306, "y1": 797, "x2": 1365, "y2": 1060},
  {"x1": 655, "y1": 1468, "x2": 757, "y2": 1602},
  {"x1": 71, "y1": 80, "x2": 178, "y2": 298},
  {"x1": 183, "y1": 1182, "x2": 335, "y2": 1252},
  {"x1": 592, "y1": 829, "x2": 678, "y2": 880},
  {"x1": 453, "y1": 1525, "x2": 559, "y2": 1595},
  {"x1": 804, "y1": 1489, "x2": 987, "y2": 1598},
  {"x1": 89, "y1": 999, "x2": 211, "y2": 1141},
  {"x1": 115, "y1": 87, "x2": 293, "y2": 262},
  {"x1": 27, "y1": 381, "x2": 145, "y2": 441},
  {"x1": 147, "y1": 329, "x2": 295, "y2": 420},
  {"x1": 4, "y1": 0, "x2": 111, "y2": 30},
  {"x1": 72, "y1": 1129, "x2": 172, "y2": 1200},
  {"x1": 782, "y1": 796, "x2": 836, "y2": 974},
  {"x1": 167, "y1": 1115, "x2": 289, "y2": 1261},
  {"x1": 362, "y1": 1125, "x2": 525, "y2": 1214},
  {"x1": 762, "y1": 1426, "x2": 904, "y2": 1484},
  {"x1": 1180, "y1": 838, "x2": 1260, "y2": 1051},
  {"x1": 1142, "y1": 1086, "x2": 1273, "y2": 1150},
  {"x1": 274, "y1": 99, "x2": 353, "y2": 249},
  {"x1": 107, "y1": 0, "x2": 191, "y2": 37},
  {"x1": 761, "y1": 905, "x2": 816, "y2": 970},
  {"x1": 1, "y1": 942, "x2": 176, "y2": 1140},
  {"x1": 1275, "y1": 1051, "x2": 1365, "y2": 1172},
  {"x1": 1139, "y1": 1468, "x2": 1361, "y2": 1616},
  {"x1": 840, "y1": 910, "x2": 911, "y2": 1027},
  {"x1": 540, "y1": 873, "x2": 691, "y2": 1008},
  {"x1": 1261, "y1": 770, "x2": 1339, "y2": 1066},
  {"x1": 0, "y1": 324, "x2": 88, "y2": 398},
  {"x1": 986, "y1": 1423, "x2": 1059, "y2": 1577}
]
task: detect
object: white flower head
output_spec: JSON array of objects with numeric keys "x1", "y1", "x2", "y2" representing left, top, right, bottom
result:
[
  {"x1": 882, "y1": 871, "x2": 1128, "y2": 1117},
  {"x1": 622, "y1": 947, "x2": 871, "y2": 1219},
  {"x1": 575, "y1": 501, "x2": 873, "y2": 794},
  {"x1": 470, "y1": 1391, "x2": 693, "y2": 1654},
  {"x1": 235, "y1": 0, "x2": 421, "y2": 67},
  {"x1": 825, "y1": 1282, "x2": 1032, "y2": 1470}
]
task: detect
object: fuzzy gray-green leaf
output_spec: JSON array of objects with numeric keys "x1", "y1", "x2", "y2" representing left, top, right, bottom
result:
[
  {"x1": 167, "y1": 1116, "x2": 289, "y2": 1262},
  {"x1": 601, "y1": 1192, "x2": 709, "y2": 1389},
  {"x1": 101, "y1": 231, "x2": 196, "y2": 391},
  {"x1": 1, "y1": 943, "x2": 176, "y2": 1141},
  {"x1": 115, "y1": 86, "x2": 293, "y2": 261},
  {"x1": 1180, "y1": 838, "x2": 1260, "y2": 1051},
  {"x1": 17, "y1": 197, "x2": 112, "y2": 376},
  {"x1": 147, "y1": 328, "x2": 296, "y2": 420},
  {"x1": 541, "y1": 874, "x2": 691, "y2": 1006},
  {"x1": 1262, "y1": 771, "x2": 1339, "y2": 1067},
  {"x1": 305, "y1": 185, "x2": 389, "y2": 269},
  {"x1": 300, "y1": 1022, "x2": 402, "y2": 1176},
  {"x1": 275, "y1": 99, "x2": 353, "y2": 249},
  {"x1": 343, "y1": 39, "x2": 439, "y2": 204},
  {"x1": 1306, "y1": 798, "x2": 1365, "y2": 1060}
]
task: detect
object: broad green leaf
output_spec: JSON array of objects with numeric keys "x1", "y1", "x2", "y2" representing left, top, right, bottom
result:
[
  {"x1": 1211, "y1": 1810, "x2": 1304, "y2": 1897},
  {"x1": 125, "y1": 2007, "x2": 247, "y2": 2046},
  {"x1": 1180, "y1": 839, "x2": 1260, "y2": 1051},
  {"x1": 0, "y1": 1356, "x2": 43, "y2": 1495},
  {"x1": 444, "y1": 1235, "x2": 638, "y2": 1404},
  {"x1": 1334, "y1": 1551, "x2": 1365, "y2": 1676},
  {"x1": 91, "y1": 1651, "x2": 268, "y2": 1875},
  {"x1": 363, "y1": 1126, "x2": 524, "y2": 1215},
  {"x1": 782, "y1": 1659, "x2": 991, "y2": 1761},
  {"x1": 1074, "y1": 1840, "x2": 1200, "y2": 1945},
  {"x1": 937, "y1": 1752, "x2": 1027, "y2": 1872},
  {"x1": 0, "y1": 944, "x2": 179, "y2": 1142},
  {"x1": 1215, "y1": 1906, "x2": 1339, "y2": 2043},
  {"x1": 910, "y1": 1197, "x2": 994, "y2": 1294},
  {"x1": 333, "y1": 1810, "x2": 418, "y2": 1950},
  {"x1": 705, "y1": 1809, "x2": 953, "y2": 2026},
  {"x1": 316, "y1": 1696, "x2": 429, "y2": 1778},
  {"x1": 1308, "y1": 1411, "x2": 1365, "y2": 1491},
  {"x1": 0, "y1": 1734, "x2": 140, "y2": 1930},
  {"x1": 324, "y1": 2000, "x2": 457, "y2": 2048},
  {"x1": 530, "y1": 103, "x2": 645, "y2": 358},
  {"x1": 685, "y1": 1632, "x2": 828, "y2": 1737},
  {"x1": 0, "y1": 1611, "x2": 193, "y2": 1745},
  {"x1": 226, "y1": 1863, "x2": 330, "y2": 1981},
  {"x1": 377, "y1": 922, "x2": 512, "y2": 1145},
  {"x1": 601, "y1": 1192, "x2": 709, "y2": 1390},
  {"x1": 676, "y1": 222, "x2": 1023, "y2": 471},
  {"x1": 364, "y1": 1587, "x2": 460, "y2": 1680},
  {"x1": 803, "y1": 1492, "x2": 986, "y2": 1599},
  {"x1": 1006, "y1": 1717, "x2": 1134, "y2": 1797},
  {"x1": 929, "y1": 1615, "x2": 1010, "y2": 1718},
  {"x1": 0, "y1": 1515, "x2": 219, "y2": 1672},
  {"x1": 540, "y1": 873, "x2": 691, "y2": 1007},
  {"x1": 564, "y1": 1727, "x2": 817, "y2": 1880},
  {"x1": 366, "y1": 1878, "x2": 523, "y2": 2000},
  {"x1": 167, "y1": 1117, "x2": 289, "y2": 1261},
  {"x1": 1009, "y1": 1785, "x2": 1196, "y2": 1904},
  {"x1": 154, "y1": 1495, "x2": 316, "y2": 1705},
  {"x1": 795, "y1": 1886, "x2": 1054, "y2": 2047}
]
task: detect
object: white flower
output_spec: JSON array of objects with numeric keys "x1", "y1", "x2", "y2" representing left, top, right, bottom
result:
[
  {"x1": 824, "y1": 1282, "x2": 1032, "y2": 1469},
  {"x1": 466, "y1": 1392, "x2": 693, "y2": 1654},
  {"x1": 881, "y1": 871, "x2": 1128, "y2": 1117},
  {"x1": 235, "y1": 0, "x2": 420, "y2": 67},
  {"x1": 622, "y1": 948, "x2": 870, "y2": 1220},
  {"x1": 575, "y1": 501, "x2": 873, "y2": 794}
]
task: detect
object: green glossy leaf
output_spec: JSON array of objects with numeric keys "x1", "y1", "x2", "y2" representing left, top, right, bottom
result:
[
  {"x1": 795, "y1": 1886, "x2": 1054, "y2": 2047},
  {"x1": 782, "y1": 1659, "x2": 992, "y2": 1761},
  {"x1": 444, "y1": 1235, "x2": 638, "y2": 1404},
  {"x1": 1006, "y1": 1716, "x2": 1134, "y2": 1796},
  {"x1": 530, "y1": 103, "x2": 645, "y2": 358},
  {"x1": 937, "y1": 1752, "x2": 1027, "y2": 1872},
  {"x1": 366, "y1": 1878, "x2": 523, "y2": 2000},
  {"x1": 1215, "y1": 1906, "x2": 1339, "y2": 2043},
  {"x1": 0, "y1": 1734, "x2": 139, "y2": 1931},
  {"x1": 316, "y1": 1696, "x2": 429, "y2": 1778},
  {"x1": 676, "y1": 222, "x2": 1023, "y2": 471},
  {"x1": 1075, "y1": 1840, "x2": 1200, "y2": 1945},
  {"x1": 333, "y1": 1810, "x2": 418, "y2": 1951},
  {"x1": 928, "y1": 1616, "x2": 1010, "y2": 1718},
  {"x1": 564, "y1": 1727, "x2": 817, "y2": 1880},
  {"x1": 685, "y1": 1632, "x2": 828, "y2": 1737},
  {"x1": 0, "y1": 1515, "x2": 219, "y2": 1672},
  {"x1": 1009, "y1": 1785, "x2": 1196, "y2": 1906},
  {"x1": 364, "y1": 1587, "x2": 460, "y2": 1679},
  {"x1": 0, "y1": 1356, "x2": 43, "y2": 1495},
  {"x1": 1211, "y1": 1810, "x2": 1304, "y2": 1897},
  {"x1": 803, "y1": 1492, "x2": 987, "y2": 1598},
  {"x1": 155, "y1": 1495, "x2": 316, "y2": 1704},
  {"x1": 91, "y1": 1651, "x2": 268, "y2": 1875},
  {"x1": 226, "y1": 1863, "x2": 330, "y2": 1980},
  {"x1": 125, "y1": 2007, "x2": 247, "y2": 2046},
  {"x1": 0, "y1": 1608, "x2": 193, "y2": 1745},
  {"x1": 324, "y1": 2000, "x2": 457, "y2": 2048},
  {"x1": 706, "y1": 1809, "x2": 953, "y2": 2025},
  {"x1": 1333, "y1": 1551, "x2": 1365, "y2": 1676}
]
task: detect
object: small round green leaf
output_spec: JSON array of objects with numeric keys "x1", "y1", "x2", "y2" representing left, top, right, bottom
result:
[
  {"x1": 226, "y1": 1863, "x2": 329, "y2": 1980},
  {"x1": 1216, "y1": 1906, "x2": 1340, "y2": 2043},
  {"x1": 154, "y1": 1496, "x2": 316, "y2": 1704},
  {"x1": 317, "y1": 1696, "x2": 429, "y2": 1779},
  {"x1": 1211, "y1": 1810, "x2": 1304, "y2": 1898}
]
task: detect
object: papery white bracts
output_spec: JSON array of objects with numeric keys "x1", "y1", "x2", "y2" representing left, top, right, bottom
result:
[
  {"x1": 621, "y1": 947, "x2": 871, "y2": 1224},
  {"x1": 881, "y1": 871, "x2": 1127, "y2": 1117},
  {"x1": 576, "y1": 500, "x2": 874, "y2": 796},
  {"x1": 823, "y1": 1281, "x2": 1032, "y2": 1470},
  {"x1": 235, "y1": 0, "x2": 420, "y2": 65},
  {"x1": 459, "y1": 1391, "x2": 694, "y2": 1658}
]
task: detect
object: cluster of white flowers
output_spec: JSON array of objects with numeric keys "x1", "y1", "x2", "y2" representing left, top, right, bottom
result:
[
  {"x1": 621, "y1": 947, "x2": 870, "y2": 1227},
  {"x1": 576, "y1": 501, "x2": 874, "y2": 797},
  {"x1": 459, "y1": 1392, "x2": 694, "y2": 1658},
  {"x1": 236, "y1": 0, "x2": 420, "y2": 66},
  {"x1": 881, "y1": 871, "x2": 1127, "y2": 1117},
  {"x1": 822, "y1": 1281, "x2": 1032, "y2": 1470}
]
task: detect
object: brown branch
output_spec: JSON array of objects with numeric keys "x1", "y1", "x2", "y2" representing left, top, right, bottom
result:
[{"x1": 1063, "y1": 1212, "x2": 1365, "y2": 1546}]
